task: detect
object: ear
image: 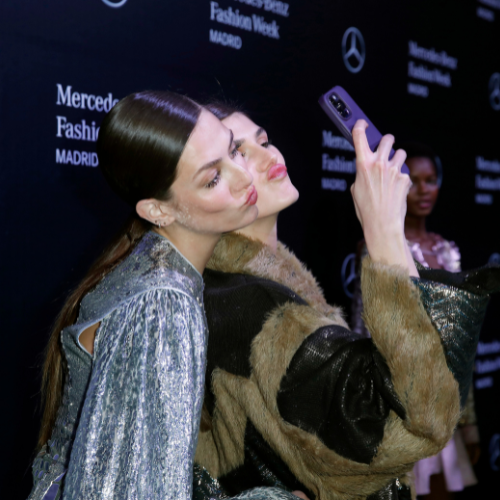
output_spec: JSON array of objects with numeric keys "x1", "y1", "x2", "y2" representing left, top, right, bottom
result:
[{"x1": 136, "y1": 198, "x2": 176, "y2": 228}]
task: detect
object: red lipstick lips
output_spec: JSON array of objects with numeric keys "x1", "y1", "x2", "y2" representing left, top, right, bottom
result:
[
  {"x1": 267, "y1": 164, "x2": 287, "y2": 181},
  {"x1": 245, "y1": 186, "x2": 258, "y2": 205}
]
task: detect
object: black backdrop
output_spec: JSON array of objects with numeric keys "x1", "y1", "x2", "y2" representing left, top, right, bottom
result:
[{"x1": 1, "y1": 1, "x2": 499, "y2": 498}]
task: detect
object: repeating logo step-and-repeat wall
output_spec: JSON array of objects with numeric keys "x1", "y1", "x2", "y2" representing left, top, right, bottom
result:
[{"x1": 1, "y1": 0, "x2": 499, "y2": 496}]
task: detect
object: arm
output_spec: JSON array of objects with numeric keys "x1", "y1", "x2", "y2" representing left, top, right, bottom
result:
[
  {"x1": 350, "y1": 120, "x2": 419, "y2": 277},
  {"x1": 350, "y1": 241, "x2": 371, "y2": 337},
  {"x1": 277, "y1": 261, "x2": 498, "y2": 468},
  {"x1": 64, "y1": 289, "x2": 206, "y2": 500}
]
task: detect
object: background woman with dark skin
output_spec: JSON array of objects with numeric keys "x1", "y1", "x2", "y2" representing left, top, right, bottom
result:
[{"x1": 401, "y1": 144, "x2": 480, "y2": 500}]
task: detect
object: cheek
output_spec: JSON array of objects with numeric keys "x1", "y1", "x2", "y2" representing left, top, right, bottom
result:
[
  {"x1": 407, "y1": 190, "x2": 418, "y2": 202},
  {"x1": 180, "y1": 187, "x2": 236, "y2": 218}
]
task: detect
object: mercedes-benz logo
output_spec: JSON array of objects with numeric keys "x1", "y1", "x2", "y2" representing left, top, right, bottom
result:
[
  {"x1": 490, "y1": 73, "x2": 500, "y2": 111},
  {"x1": 342, "y1": 27, "x2": 366, "y2": 74},
  {"x1": 101, "y1": 0, "x2": 128, "y2": 7},
  {"x1": 341, "y1": 253, "x2": 357, "y2": 298}
]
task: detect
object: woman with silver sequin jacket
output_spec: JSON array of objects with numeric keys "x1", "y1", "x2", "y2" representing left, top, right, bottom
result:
[
  {"x1": 192, "y1": 105, "x2": 500, "y2": 500},
  {"x1": 28, "y1": 92, "x2": 301, "y2": 500}
]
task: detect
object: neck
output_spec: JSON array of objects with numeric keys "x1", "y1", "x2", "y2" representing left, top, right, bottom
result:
[
  {"x1": 154, "y1": 226, "x2": 220, "y2": 275},
  {"x1": 404, "y1": 214, "x2": 427, "y2": 241},
  {"x1": 237, "y1": 214, "x2": 279, "y2": 252}
]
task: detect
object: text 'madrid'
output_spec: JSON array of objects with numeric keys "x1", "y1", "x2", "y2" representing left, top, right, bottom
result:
[{"x1": 55, "y1": 84, "x2": 120, "y2": 167}]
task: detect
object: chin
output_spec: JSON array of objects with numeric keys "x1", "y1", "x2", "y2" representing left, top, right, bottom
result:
[
  {"x1": 409, "y1": 208, "x2": 432, "y2": 218},
  {"x1": 243, "y1": 205, "x2": 259, "y2": 226},
  {"x1": 277, "y1": 177, "x2": 299, "y2": 205},
  {"x1": 256, "y1": 177, "x2": 299, "y2": 217},
  {"x1": 259, "y1": 191, "x2": 299, "y2": 218}
]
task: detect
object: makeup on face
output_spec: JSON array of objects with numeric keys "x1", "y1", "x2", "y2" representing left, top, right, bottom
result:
[
  {"x1": 167, "y1": 109, "x2": 258, "y2": 235},
  {"x1": 245, "y1": 186, "x2": 258, "y2": 205},
  {"x1": 221, "y1": 112, "x2": 299, "y2": 220},
  {"x1": 267, "y1": 163, "x2": 287, "y2": 181}
]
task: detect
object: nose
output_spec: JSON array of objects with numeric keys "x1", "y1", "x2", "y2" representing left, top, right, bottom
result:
[
  {"x1": 417, "y1": 181, "x2": 429, "y2": 194},
  {"x1": 255, "y1": 149, "x2": 278, "y2": 174},
  {"x1": 229, "y1": 162, "x2": 253, "y2": 195}
]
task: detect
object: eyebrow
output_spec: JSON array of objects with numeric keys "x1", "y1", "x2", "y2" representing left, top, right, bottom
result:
[
  {"x1": 255, "y1": 127, "x2": 266, "y2": 139},
  {"x1": 235, "y1": 127, "x2": 266, "y2": 148},
  {"x1": 194, "y1": 130, "x2": 234, "y2": 180}
]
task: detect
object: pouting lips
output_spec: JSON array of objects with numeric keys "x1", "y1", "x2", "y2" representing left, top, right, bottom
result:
[
  {"x1": 245, "y1": 186, "x2": 258, "y2": 205},
  {"x1": 267, "y1": 164, "x2": 287, "y2": 181}
]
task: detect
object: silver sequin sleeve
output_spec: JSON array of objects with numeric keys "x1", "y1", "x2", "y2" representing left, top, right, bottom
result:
[{"x1": 62, "y1": 288, "x2": 207, "y2": 500}]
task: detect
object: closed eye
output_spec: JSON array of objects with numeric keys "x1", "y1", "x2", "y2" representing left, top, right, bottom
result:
[{"x1": 205, "y1": 171, "x2": 221, "y2": 189}]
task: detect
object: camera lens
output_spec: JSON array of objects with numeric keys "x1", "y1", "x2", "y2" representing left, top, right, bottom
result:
[
  {"x1": 336, "y1": 101, "x2": 346, "y2": 112},
  {"x1": 341, "y1": 108, "x2": 351, "y2": 118},
  {"x1": 329, "y1": 94, "x2": 340, "y2": 105}
]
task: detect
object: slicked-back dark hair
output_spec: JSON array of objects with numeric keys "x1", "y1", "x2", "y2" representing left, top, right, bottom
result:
[
  {"x1": 38, "y1": 90, "x2": 202, "y2": 448},
  {"x1": 204, "y1": 100, "x2": 245, "y2": 122},
  {"x1": 98, "y1": 90, "x2": 202, "y2": 205}
]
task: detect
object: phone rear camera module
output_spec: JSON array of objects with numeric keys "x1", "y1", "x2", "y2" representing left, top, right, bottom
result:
[
  {"x1": 335, "y1": 101, "x2": 346, "y2": 112},
  {"x1": 329, "y1": 92, "x2": 351, "y2": 120},
  {"x1": 329, "y1": 93, "x2": 340, "y2": 105}
]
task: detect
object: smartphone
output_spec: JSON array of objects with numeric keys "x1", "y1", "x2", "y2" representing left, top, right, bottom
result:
[{"x1": 319, "y1": 86, "x2": 409, "y2": 174}]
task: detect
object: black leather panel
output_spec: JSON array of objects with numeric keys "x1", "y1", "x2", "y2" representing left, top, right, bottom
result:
[
  {"x1": 220, "y1": 422, "x2": 314, "y2": 500},
  {"x1": 203, "y1": 269, "x2": 306, "y2": 379},
  {"x1": 278, "y1": 326, "x2": 405, "y2": 464}
]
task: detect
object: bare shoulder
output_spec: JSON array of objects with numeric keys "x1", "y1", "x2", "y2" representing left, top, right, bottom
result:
[{"x1": 79, "y1": 322, "x2": 100, "y2": 355}]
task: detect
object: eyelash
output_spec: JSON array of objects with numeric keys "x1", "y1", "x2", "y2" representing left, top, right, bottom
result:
[
  {"x1": 230, "y1": 140, "x2": 244, "y2": 159},
  {"x1": 205, "y1": 171, "x2": 221, "y2": 189}
]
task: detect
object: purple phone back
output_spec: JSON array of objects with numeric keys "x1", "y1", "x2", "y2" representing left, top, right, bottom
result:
[{"x1": 319, "y1": 86, "x2": 409, "y2": 174}]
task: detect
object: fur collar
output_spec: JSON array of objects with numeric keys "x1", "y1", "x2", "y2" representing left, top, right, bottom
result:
[{"x1": 207, "y1": 232, "x2": 345, "y2": 323}]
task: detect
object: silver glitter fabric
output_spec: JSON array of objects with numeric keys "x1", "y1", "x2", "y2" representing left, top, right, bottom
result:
[
  {"x1": 193, "y1": 465, "x2": 303, "y2": 500},
  {"x1": 28, "y1": 231, "x2": 207, "y2": 500},
  {"x1": 411, "y1": 276, "x2": 490, "y2": 407}
]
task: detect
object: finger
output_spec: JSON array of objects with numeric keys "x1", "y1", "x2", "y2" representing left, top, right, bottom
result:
[
  {"x1": 291, "y1": 492, "x2": 309, "y2": 500},
  {"x1": 390, "y1": 148, "x2": 407, "y2": 169},
  {"x1": 376, "y1": 134, "x2": 395, "y2": 161},
  {"x1": 352, "y1": 120, "x2": 371, "y2": 161}
]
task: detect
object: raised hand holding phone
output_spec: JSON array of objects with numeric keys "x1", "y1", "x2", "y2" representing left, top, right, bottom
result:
[
  {"x1": 351, "y1": 120, "x2": 419, "y2": 277},
  {"x1": 318, "y1": 86, "x2": 409, "y2": 174}
]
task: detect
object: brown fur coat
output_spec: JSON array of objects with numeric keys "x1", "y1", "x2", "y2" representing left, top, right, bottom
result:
[{"x1": 195, "y1": 233, "x2": 460, "y2": 500}]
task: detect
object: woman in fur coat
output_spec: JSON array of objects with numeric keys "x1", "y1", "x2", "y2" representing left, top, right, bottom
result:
[{"x1": 193, "y1": 104, "x2": 499, "y2": 500}]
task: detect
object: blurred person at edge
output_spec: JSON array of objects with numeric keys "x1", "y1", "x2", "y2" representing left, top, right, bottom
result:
[
  {"x1": 351, "y1": 143, "x2": 480, "y2": 500},
  {"x1": 191, "y1": 103, "x2": 498, "y2": 500},
  {"x1": 27, "y1": 90, "x2": 306, "y2": 500}
]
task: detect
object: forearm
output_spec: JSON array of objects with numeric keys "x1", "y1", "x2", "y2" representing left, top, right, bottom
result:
[
  {"x1": 361, "y1": 257, "x2": 460, "y2": 450},
  {"x1": 364, "y1": 226, "x2": 418, "y2": 277}
]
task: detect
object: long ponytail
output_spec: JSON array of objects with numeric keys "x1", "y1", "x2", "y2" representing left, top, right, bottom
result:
[
  {"x1": 38, "y1": 89, "x2": 202, "y2": 447},
  {"x1": 38, "y1": 215, "x2": 149, "y2": 447}
]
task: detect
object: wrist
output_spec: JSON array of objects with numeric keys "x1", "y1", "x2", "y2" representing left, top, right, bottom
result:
[
  {"x1": 363, "y1": 221, "x2": 404, "y2": 242},
  {"x1": 364, "y1": 232, "x2": 409, "y2": 269}
]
